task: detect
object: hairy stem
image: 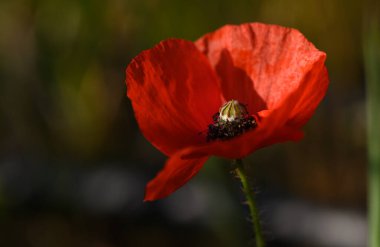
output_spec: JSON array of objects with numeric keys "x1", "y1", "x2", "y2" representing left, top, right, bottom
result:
[{"x1": 234, "y1": 159, "x2": 265, "y2": 247}]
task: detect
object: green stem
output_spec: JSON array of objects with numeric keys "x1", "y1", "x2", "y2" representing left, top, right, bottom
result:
[
  {"x1": 363, "y1": 3, "x2": 380, "y2": 246},
  {"x1": 234, "y1": 159, "x2": 265, "y2": 247}
]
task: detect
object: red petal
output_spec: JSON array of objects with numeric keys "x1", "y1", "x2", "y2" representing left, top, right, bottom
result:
[
  {"x1": 288, "y1": 67, "x2": 329, "y2": 128},
  {"x1": 195, "y1": 23, "x2": 326, "y2": 114},
  {"x1": 183, "y1": 51, "x2": 328, "y2": 159},
  {"x1": 182, "y1": 115, "x2": 304, "y2": 160},
  {"x1": 126, "y1": 39, "x2": 222, "y2": 156},
  {"x1": 144, "y1": 148, "x2": 209, "y2": 201}
]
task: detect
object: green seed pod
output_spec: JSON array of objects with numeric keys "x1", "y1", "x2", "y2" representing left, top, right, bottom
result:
[{"x1": 219, "y1": 100, "x2": 248, "y2": 122}]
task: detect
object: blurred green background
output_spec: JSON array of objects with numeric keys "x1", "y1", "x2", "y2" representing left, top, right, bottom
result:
[{"x1": 0, "y1": 0, "x2": 369, "y2": 246}]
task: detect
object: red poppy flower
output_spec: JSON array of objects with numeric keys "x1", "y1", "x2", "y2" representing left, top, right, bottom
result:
[{"x1": 126, "y1": 23, "x2": 329, "y2": 201}]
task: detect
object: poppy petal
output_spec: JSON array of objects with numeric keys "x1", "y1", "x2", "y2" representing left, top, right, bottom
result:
[
  {"x1": 287, "y1": 67, "x2": 329, "y2": 128},
  {"x1": 182, "y1": 117, "x2": 304, "y2": 160},
  {"x1": 195, "y1": 23, "x2": 326, "y2": 114},
  {"x1": 144, "y1": 148, "x2": 209, "y2": 201},
  {"x1": 126, "y1": 39, "x2": 223, "y2": 156},
  {"x1": 183, "y1": 52, "x2": 328, "y2": 159}
]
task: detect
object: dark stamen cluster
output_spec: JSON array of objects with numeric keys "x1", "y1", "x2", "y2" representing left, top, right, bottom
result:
[{"x1": 206, "y1": 113, "x2": 257, "y2": 141}]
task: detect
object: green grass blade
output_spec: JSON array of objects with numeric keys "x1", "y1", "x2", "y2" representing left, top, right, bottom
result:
[{"x1": 363, "y1": 4, "x2": 380, "y2": 247}]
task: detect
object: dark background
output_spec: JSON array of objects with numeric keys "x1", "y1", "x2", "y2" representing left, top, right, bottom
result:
[{"x1": 0, "y1": 0, "x2": 368, "y2": 246}]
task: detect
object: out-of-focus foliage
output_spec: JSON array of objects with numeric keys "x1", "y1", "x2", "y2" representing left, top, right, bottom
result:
[
  {"x1": 0, "y1": 0, "x2": 370, "y2": 246},
  {"x1": 363, "y1": 1, "x2": 380, "y2": 246}
]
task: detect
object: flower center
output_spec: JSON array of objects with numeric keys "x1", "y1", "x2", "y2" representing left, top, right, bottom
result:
[{"x1": 206, "y1": 100, "x2": 257, "y2": 141}]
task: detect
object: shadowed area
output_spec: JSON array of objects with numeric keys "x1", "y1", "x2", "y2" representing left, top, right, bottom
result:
[{"x1": 215, "y1": 49, "x2": 267, "y2": 114}]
